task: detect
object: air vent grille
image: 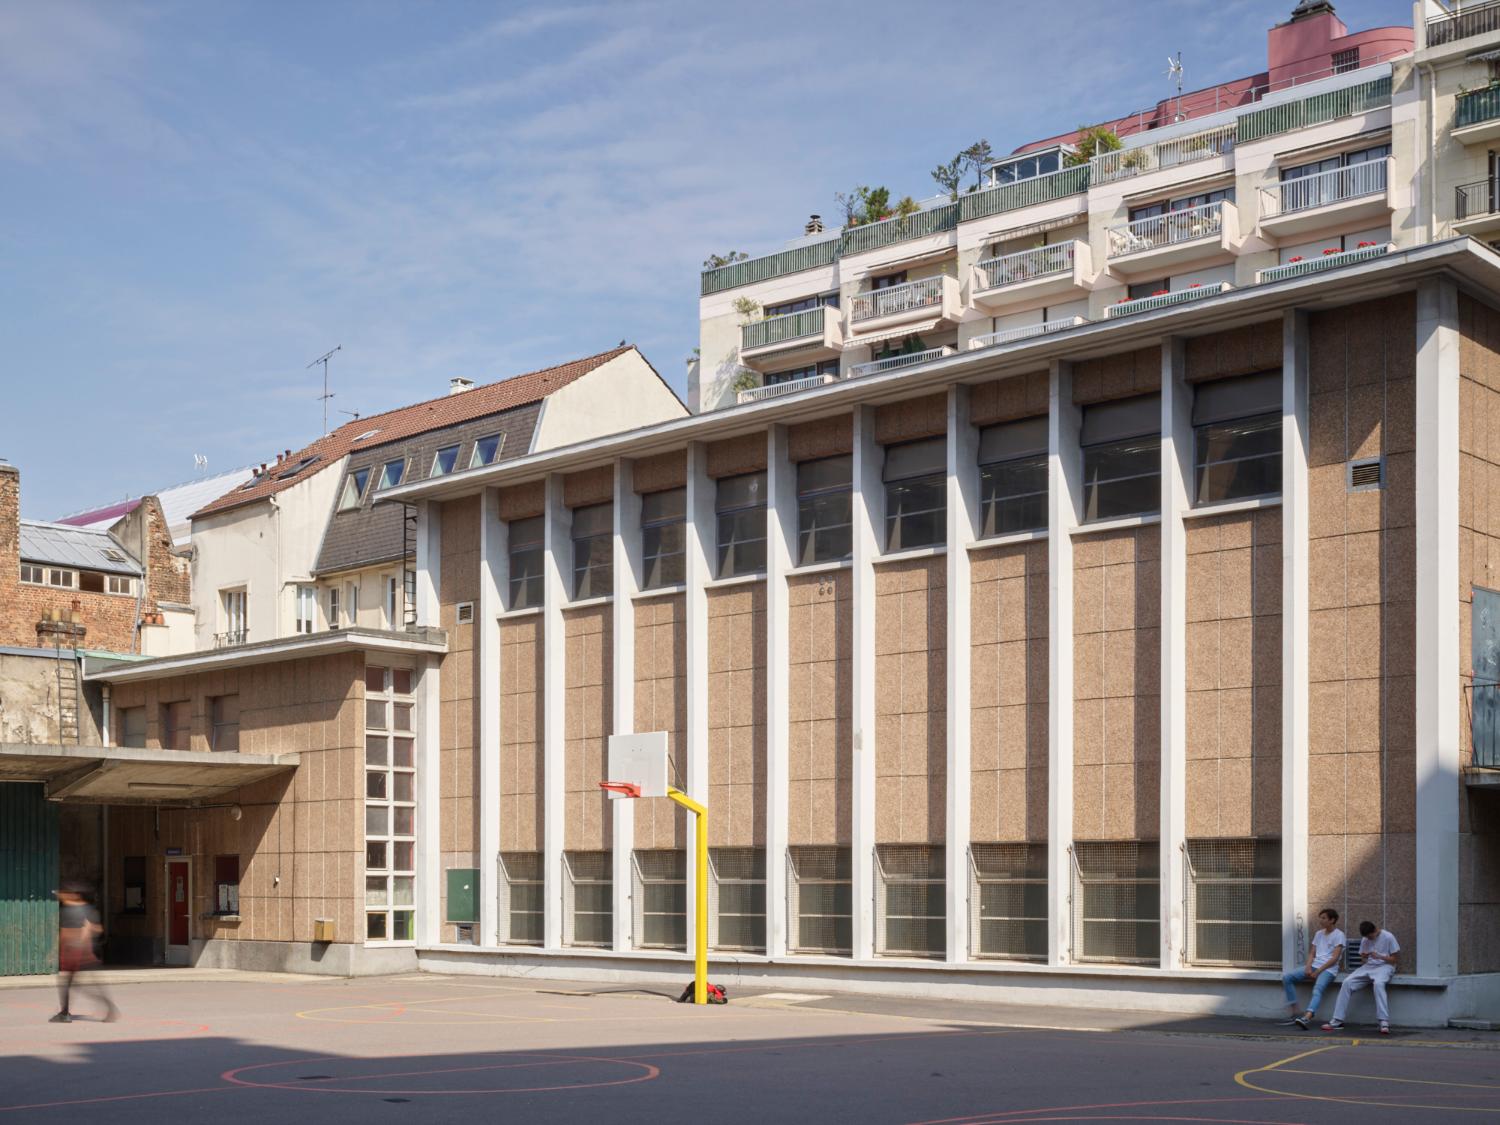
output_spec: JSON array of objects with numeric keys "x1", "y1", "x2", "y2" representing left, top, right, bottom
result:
[{"x1": 1348, "y1": 457, "x2": 1383, "y2": 491}]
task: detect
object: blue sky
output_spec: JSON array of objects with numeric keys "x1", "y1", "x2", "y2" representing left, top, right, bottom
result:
[{"x1": 2, "y1": 0, "x2": 1407, "y2": 518}]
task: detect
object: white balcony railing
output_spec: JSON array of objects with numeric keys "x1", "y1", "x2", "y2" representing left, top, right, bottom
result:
[
  {"x1": 1255, "y1": 242, "x2": 1393, "y2": 283},
  {"x1": 975, "y1": 243, "x2": 1075, "y2": 291},
  {"x1": 969, "y1": 316, "x2": 1089, "y2": 350},
  {"x1": 849, "y1": 276, "x2": 946, "y2": 323},
  {"x1": 1261, "y1": 159, "x2": 1388, "y2": 219},
  {"x1": 1106, "y1": 201, "x2": 1225, "y2": 259},
  {"x1": 736, "y1": 372, "x2": 837, "y2": 404},
  {"x1": 849, "y1": 345, "x2": 956, "y2": 378},
  {"x1": 1092, "y1": 123, "x2": 1236, "y2": 185},
  {"x1": 1105, "y1": 282, "x2": 1229, "y2": 318}
]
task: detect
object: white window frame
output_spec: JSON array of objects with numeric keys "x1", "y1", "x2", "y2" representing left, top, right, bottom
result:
[
  {"x1": 19, "y1": 563, "x2": 44, "y2": 585},
  {"x1": 339, "y1": 467, "x2": 371, "y2": 512},
  {"x1": 295, "y1": 585, "x2": 317, "y2": 634},
  {"x1": 376, "y1": 458, "x2": 407, "y2": 492},
  {"x1": 470, "y1": 433, "x2": 504, "y2": 469},
  {"x1": 220, "y1": 588, "x2": 247, "y2": 642},
  {"x1": 430, "y1": 444, "x2": 461, "y2": 478},
  {"x1": 364, "y1": 662, "x2": 417, "y2": 944},
  {"x1": 327, "y1": 586, "x2": 341, "y2": 629},
  {"x1": 105, "y1": 575, "x2": 136, "y2": 596},
  {"x1": 385, "y1": 575, "x2": 398, "y2": 627}
]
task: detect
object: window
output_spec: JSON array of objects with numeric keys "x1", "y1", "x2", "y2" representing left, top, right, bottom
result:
[
  {"x1": 1279, "y1": 145, "x2": 1390, "y2": 211},
  {"x1": 365, "y1": 664, "x2": 417, "y2": 942},
  {"x1": 345, "y1": 582, "x2": 360, "y2": 626},
  {"x1": 883, "y1": 437, "x2": 947, "y2": 552},
  {"x1": 470, "y1": 433, "x2": 504, "y2": 468},
  {"x1": 430, "y1": 445, "x2": 460, "y2": 477},
  {"x1": 969, "y1": 843, "x2": 1047, "y2": 961},
  {"x1": 385, "y1": 576, "x2": 399, "y2": 627},
  {"x1": 979, "y1": 417, "x2": 1048, "y2": 537},
  {"x1": 989, "y1": 146, "x2": 1069, "y2": 186},
  {"x1": 162, "y1": 700, "x2": 191, "y2": 752},
  {"x1": 1193, "y1": 372, "x2": 1282, "y2": 504},
  {"x1": 79, "y1": 571, "x2": 105, "y2": 593},
  {"x1": 1183, "y1": 838, "x2": 1280, "y2": 968},
  {"x1": 1081, "y1": 394, "x2": 1160, "y2": 521},
  {"x1": 106, "y1": 575, "x2": 135, "y2": 596},
  {"x1": 641, "y1": 488, "x2": 686, "y2": 590},
  {"x1": 563, "y1": 851, "x2": 612, "y2": 947},
  {"x1": 716, "y1": 472, "x2": 767, "y2": 578},
  {"x1": 633, "y1": 850, "x2": 686, "y2": 950},
  {"x1": 571, "y1": 502, "x2": 613, "y2": 599},
  {"x1": 119, "y1": 706, "x2": 146, "y2": 749},
  {"x1": 710, "y1": 848, "x2": 766, "y2": 952},
  {"x1": 210, "y1": 695, "x2": 239, "y2": 753},
  {"x1": 220, "y1": 588, "x2": 247, "y2": 644},
  {"x1": 295, "y1": 585, "x2": 316, "y2": 634},
  {"x1": 1071, "y1": 841, "x2": 1160, "y2": 964},
  {"x1": 122, "y1": 856, "x2": 146, "y2": 913},
  {"x1": 763, "y1": 293, "x2": 839, "y2": 318},
  {"x1": 788, "y1": 846, "x2": 852, "y2": 955},
  {"x1": 25, "y1": 565, "x2": 75, "y2": 587},
  {"x1": 871, "y1": 270, "x2": 908, "y2": 289},
  {"x1": 19, "y1": 563, "x2": 42, "y2": 585},
  {"x1": 339, "y1": 467, "x2": 370, "y2": 512},
  {"x1": 327, "y1": 586, "x2": 341, "y2": 629},
  {"x1": 508, "y1": 516, "x2": 545, "y2": 610},
  {"x1": 213, "y1": 856, "x2": 240, "y2": 915},
  {"x1": 875, "y1": 845, "x2": 945, "y2": 958},
  {"x1": 500, "y1": 852, "x2": 543, "y2": 945},
  {"x1": 1127, "y1": 278, "x2": 1170, "y2": 300},
  {"x1": 376, "y1": 458, "x2": 406, "y2": 491},
  {"x1": 766, "y1": 359, "x2": 839, "y2": 387},
  {"x1": 277, "y1": 454, "x2": 320, "y2": 481},
  {"x1": 796, "y1": 455, "x2": 852, "y2": 566},
  {"x1": 1331, "y1": 46, "x2": 1359, "y2": 74}
]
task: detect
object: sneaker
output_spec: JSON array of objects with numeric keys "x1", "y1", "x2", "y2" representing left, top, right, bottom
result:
[
  {"x1": 1279, "y1": 1016, "x2": 1302, "y2": 1025},
  {"x1": 48, "y1": 1012, "x2": 70, "y2": 1023},
  {"x1": 1321, "y1": 1020, "x2": 1345, "y2": 1031},
  {"x1": 1294, "y1": 1015, "x2": 1310, "y2": 1029},
  {"x1": 1379, "y1": 1022, "x2": 1391, "y2": 1035}
]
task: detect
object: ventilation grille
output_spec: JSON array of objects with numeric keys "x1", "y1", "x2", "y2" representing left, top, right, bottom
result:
[
  {"x1": 1183, "y1": 838, "x2": 1281, "y2": 968},
  {"x1": 787, "y1": 846, "x2": 852, "y2": 955},
  {"x1": 562, "y1": 850, "x2": 611, "y2": 948},
  {"x1": 709, "y1": 848, "x2": 766, "y2": 953},
  {"x1": 498, "y1": 852, "x2": 542, "y2": 946},
  {"x1": 1347, "y1": 457, "x2": 1383, "y2": 491},
  {"x1": 456, "y1": 601, "x2": 475, "y2": 624},
  {"x1": 874, "y1": 845, "x2": 945, "y2": 959},
  {"x1": 969, "y1": 843, "x2": 1047, "y2": 962},
  {"x1": 1070, "y1": 842, "x2": 1161, "y2": 965},
  {"x1": 631, "y1": 850, "x2": 686, "y2": 951}
]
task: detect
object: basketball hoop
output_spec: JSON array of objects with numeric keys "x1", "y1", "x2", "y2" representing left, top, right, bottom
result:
[{"x1": 598, "y1": 780, "x2": 641, "y2": 798}]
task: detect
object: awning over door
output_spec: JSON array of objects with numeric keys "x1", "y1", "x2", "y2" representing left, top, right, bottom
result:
[{"x1": 0, "y1": 743, "x2": 299, "y2": 805}]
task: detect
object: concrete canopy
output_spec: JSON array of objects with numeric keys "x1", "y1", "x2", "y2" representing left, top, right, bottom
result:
[{"x1": 0, "y1": 743, "x2": 298, "y2": 806}]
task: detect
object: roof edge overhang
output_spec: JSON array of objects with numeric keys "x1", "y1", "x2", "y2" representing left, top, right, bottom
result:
[{"x1": 0, "y1": 743, "x2": 300, "y2": 806}]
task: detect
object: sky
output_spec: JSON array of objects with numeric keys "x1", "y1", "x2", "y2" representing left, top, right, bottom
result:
[{"x1": 1, "y1": 0, "x2": 1409, "y2": 519}]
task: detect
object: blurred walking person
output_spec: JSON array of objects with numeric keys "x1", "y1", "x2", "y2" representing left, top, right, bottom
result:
[{"x1": 51, "y1": 881, "x2": 117, "y2": 1023}]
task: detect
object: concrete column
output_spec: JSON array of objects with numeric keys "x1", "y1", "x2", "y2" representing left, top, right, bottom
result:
[
  {"x1": 851, "y1": 404, "x2": 881, "y2": 960},
  {"x1": 413, "y1": 501, "x2": 442, "y2": 946},
  {"x1": 1415, "y1": 278, "x2": 1461, "y2": 978},
  {"x1": 765, "y1": 425, "x2": 796, "y2": 957},
  {"x1": 1159, "y1": 338, "x2": 1191, "y2": 969},
  {"x1": 946, "y1": 385, "x2": 979, "y2": 962},
  {"x1": 1048, "y1": 361, "x2": 1082, "y2": 965},
  {"x1": 1281, "y1": 309, "x2": 1311, "y2": 970},
  {"x1": 541, "y1": 476, "x2": 570, "y2": 949},
  {"x1": 684, "y1": 442, "x2": 715, "y2": 956},
  {"x1": 611, "y1": 460, "x2": 641, "y2": 951},
  {"x1": 477, "y1": 487, "x2": 505, "y2": 946}
]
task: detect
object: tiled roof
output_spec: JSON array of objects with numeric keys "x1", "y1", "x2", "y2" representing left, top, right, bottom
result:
[
  {"x1": 19, "y1": 521, "x2": 142, "y2": 576},
  {"x1": 191, "y1": 345, "x2": 633, "y2": 519}
]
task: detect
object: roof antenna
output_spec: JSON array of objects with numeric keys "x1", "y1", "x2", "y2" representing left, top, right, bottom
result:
[
  {"x1": 1166, "y1": 51, "x2": 1185, "y2": 122},
  {"x1": 338, "y1": 408, "x2": 361, "y2": 421},
  {"x1": 193, "y1": 454, "x2": 208, "y2": 475},
  {"x1": 307, "y1": 345, "x2": 343, "y2": 434}
]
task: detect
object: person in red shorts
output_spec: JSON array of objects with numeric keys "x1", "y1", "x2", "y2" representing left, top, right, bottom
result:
[{"x1": 51, "y1": 881, "x2": 117, "y2": 1024}]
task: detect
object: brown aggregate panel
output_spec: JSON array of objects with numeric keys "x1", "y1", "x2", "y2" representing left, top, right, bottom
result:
[
  {"x1": 787, "y1": 569, "x2": 853, "y2": 845},
  {"x1": 788, "y1": 415, "x2": 852, "y2": 462},
  {"x1": 1304, "y1": 294, "x2": 1418, "y2": 965},
  {"x1": 562, "y1": 465, "x2": 614, "y2": 508},
  {"x1": 498, "y1": 480, "x2": 546, "y2": 521},
  {"x1": 707, "y1": 583, "x2": 768, "y2": 847},
  {"x1": 634, "y1": 593, "x2": 688, "y2": 849},
  {"x1": 706, "y1": 432, "x2": 768, "y2": 478},
  {"x1": 1071, "y1": 348, "x2": 1161, "y2": 406},
  {"x1": 1184, "y1": 321, "x2": 1283, "y2": 383},
  {"x1": 971, "y1": 540, "x2": 1049, "y2": 843},
  {"x1": 633, "y1": 450, "x2": 687, "y2": 494},
  {"x1": 1183, "y1": 510, "x2": 1282, "y2": 841},
  {"x1": 563, "y1": 604, "x2": 614, "y2": 851},
  {"x1": 971, "y1": 372, "x2": 1050, "y2": 427},
  {"x1": 500, "y1": 614, "x2": 545, "y2": 853},
  {"x1": 1072, "y1": 525, "x2": 1161, "y2": 841},
  {"x1": 439, "y1": 496, "x2": 480, "y2": 870},
  {"x1": 874, "y1": 394, "x2": 948, "y2": 444}
]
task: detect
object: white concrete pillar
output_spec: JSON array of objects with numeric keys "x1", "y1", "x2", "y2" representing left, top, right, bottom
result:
[
  {"x1": 541, "y1": 475, "x2": 570, "y2": 949},
  {"x1": 611, "y1": 460, "x2": 641, "y2": 951},
  {"x1": 1159, "y1": 338, "x2": 1191, "y2": 970},
  {"x1": 1048, "y1": 361, "x2": 1082, "y2": 965},
  {"x1": 851, "y1": 405, "x2": 881, "y2": 961},
  {"x1": 684, "y1": 442, "x2": 715, "y2": 956},
  {"x1": 765, "y1": 425, "x2": 796, "y2": 958},
  {"x1": 478, "y1": 487, "x2": 505, "y2": 946},
  {"x1": 1282, "y1": 308, "x2": 1311, "y2": 970},
  {"x1": 413, "y1": 501, "x2": 442, "y2": 946},
  {"x1": 1415, "y1": 278, "x2": 1461, "y2": 978},
  {"x1": 946, "y1": 385, "x2": 979, "y2": 962}
]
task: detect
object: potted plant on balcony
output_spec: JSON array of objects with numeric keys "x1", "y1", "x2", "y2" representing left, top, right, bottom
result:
[
  {"x1": 732, "y1": 296, "x2": 762, "y2": 323},
  {"x1": 731, "y1": 368, "x2": 762, "y2": 395}
]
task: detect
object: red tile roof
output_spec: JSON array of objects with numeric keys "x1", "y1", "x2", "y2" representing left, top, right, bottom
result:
[{"x1": 192, "y1": 345, "x2": 634, "y2": 519}]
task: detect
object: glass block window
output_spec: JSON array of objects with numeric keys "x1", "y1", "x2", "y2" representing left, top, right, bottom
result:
[
  {"x1": 969, "y1": 843, "x2": 1047, "y2": 961},
  {"x1": 641, "y1": 488, "x2": 686, "y2": 590},
  {"x1": 979, "y1": 416, "x2": 1048, "y2": 537},
  {"x1": 709, "y1": 847, "x2": 766, "y2": 952},
  {"x1": 632, "y1": 850, "x2": 686, "y2": 950},
  {"x1": 563, "y1": 851, "x2": 612, "y2": 947},
  {"x1": 1183, "y1": 838, "x2": 1281, "y2": 968},
  {"x1": 787, "y1": 845, "x2": 852, "y2": 955},
  {"x1": 1193, "y1": 372, "x2": 1281, "y2": 504},
  {"x1": 883, "y1": 437, "x2": 947, "y2": 552},
  {"x1": 499, "y1": 852, "x2": 543, "y2": 946},
  {"x1": 716, "y1": 472, "x2": 767, "y2": 578},
  {"x1": 1070, "y1": 841, "x2": 1160, "y2": 964},
  {"x1": 874, "y1": 844, "x2": 945, "y2": 959},
  {"x1": 365, "y1": 663, "x2": 417, "y2": 942}
]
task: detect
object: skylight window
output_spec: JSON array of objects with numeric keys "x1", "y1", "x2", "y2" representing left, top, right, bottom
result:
[
  {"x1": 431, "y1": 445, "x2": 460, "y2": 477},
  {"x1": 339, "y1": 467, "x2": 371, "y2": 511},
  {"x1": 353, "y1": 429, "x2": 383, "y2": 443},
  {"x1": 470, "y1": 433, "x2": 504, "y2": 468},
  {"x1": 376, "y1": 458, "x2": 407, "y2": 491},
  {"x1": 277, "y1": 454, "x2": 321, "y2": 480}
]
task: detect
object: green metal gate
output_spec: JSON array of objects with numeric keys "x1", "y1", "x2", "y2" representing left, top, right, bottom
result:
[{"x1": 0, "y1": 783, "x2": 59, "y2": 975}]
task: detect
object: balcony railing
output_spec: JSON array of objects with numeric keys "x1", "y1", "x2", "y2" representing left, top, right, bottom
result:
[
  {"x1": 959, "y1": 163, "x2": 1091, "y2": 223},
  {"x1": 700, "y1": 236, "x2": 839, "y2": 296},
  {"x1": 1236, "y1": 74, "x2": 1391, "y2": 144},
  {"x1": 1256, "y1": 242, "x2": 1393, "y2": 283},
  {"x1": 1261, "y1": 158, "x2": 1388, "y2": 218},
  {"x1": 737, "y1": 372, "x2": 837, "y2": 405},
  {"x1": 1457, "y1": 178, "x2": 1500, "y2": 222},
  {"x1": 849, "y1": 345, "x2": 955, "y2": 379},
  {"x1": 1458, "y1": 85, "x2": 1500, "y2": 130},
  {"x1": 850, "y1": 276, "x2": 946, "y2": 323},
  {"x1": 1428, "y1": 0, "x2": 1500, "y2": 47},
  {"x1": 975, "y1": 243, "x2": 1075, "y2": 291},
  {"x1": 969, "y1": 316, "x2": 1088, "y2": 350},
  {"x1": 1092, "y1": 123, "x2": 1236, "y2": 185},
  {"x1": 1105, "y1": 283, "x2": 1229, "y2": 319},
  {"x1": 741, "y1": 306, "x2": 831, "y2": 352},
  {"x1": 839, "y1": 202, "x2": 959, "y2": 257},
  {"x1": 1106, "y1": 201, "x2": 1224, "y2": 259},
  {"x1": 214, "y1": 629, "x2": 248, "y2": 648}
]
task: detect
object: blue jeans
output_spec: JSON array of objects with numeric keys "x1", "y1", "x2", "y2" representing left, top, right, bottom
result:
[{"x1": 1282, "y1": 967, "x2": 1337, "y2": 1014}]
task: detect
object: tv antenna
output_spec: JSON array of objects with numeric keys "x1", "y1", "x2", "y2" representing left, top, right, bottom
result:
[
  {"x1": 1166, "y1": 52, "x2": 1185, "y2": 121},
  {"x1": 193, "y1": 453, "x2": 208, "y2": 475},
  {"x1": 307, "y1": 345, "x2": 342, "y2": 434},
  {"x1": 338, "y1": 408, "x2": 361, "y2": 421}
]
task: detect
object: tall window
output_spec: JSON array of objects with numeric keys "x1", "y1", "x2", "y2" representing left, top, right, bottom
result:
[
  {"x1": 213, "y1": 856, "x2": 240, "y2": 915},
  {"x1": 365, "y1": 664, "x2": 416, "y2": 942},
  {"x1": 327, "y1": 586, "x2": 341, "y2": 629},
  {"x1": 1081, "y1": 394, "x2": 1160, "y2": 522},
  {"x1": 209, "y1": 695, "x2": 239, "y2": 752},
  {"x1": 633, "y1": 850, "x2": 686, "y2": 950},
  {"x1": 796, "y1": 455, "x2": 852, "y2": 566},
  {"x1": 339, "y1": 467, "x2": 370, "y2": 512},
  {"x1": 571, "y1": 502, "x2": 613, "y2": 599},
  {"x1": 220, "y1": 588, "x2": 247, "y2": 644},
  {"x1": 119, "y1": 706, "x2": 147, "y2": 749},
  {"x1": 710, "y1": 848, "x2": 766, "y2": 952},
  {"x1": 385, "y1": 576, "x2": 399, "y2": 627},
  {"x1": 787, "y1": 846, "x2": 852, "y2": 955},
  {"x1": 1193, "y1": 372, "x2": 1282, "y2": 504},
  {"x1": 716, "y1": 471, "x2": 767, "y2": 578},
  {"x1": 641, "y1": 488, "x2": 686, "y2": 590},
  {"x1": 295, "y1": 585, "x2": 316, "y2": 634},
  {"x1": 883, "y1": 437, "x2": 947, "y2": 551},
  {"x1": 499, "y1": 852, "x2": 543, "y2": 945},
  {"x1": 508, "y1": 516, "x2": 545, "y2": 610},
  {"x1": 430, "y1": 445, "x2": 460, "y2": 477},
  {"x1": 345, "y1": 582, "x2": 360, "y2": 625},
  {"x1": 162, "y1": 701, "x2": 191, "y2": 751},
  {"x1": 563, "y1": 851, "x2": 612, "y2": 947},
  {"x1": 376, "y1": 458, "x2": 406, "y2": 492},
  {"x1": 470, "y1": 433, "x2": 504, "y2": 468},
  {"x1": 979, "y1": 417, "x2": 1048, "y2": 537}
]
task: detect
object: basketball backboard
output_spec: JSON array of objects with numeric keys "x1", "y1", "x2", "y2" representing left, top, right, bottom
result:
[{"x1": 605, "y1": 732, "x2": 669, "y2": 799}]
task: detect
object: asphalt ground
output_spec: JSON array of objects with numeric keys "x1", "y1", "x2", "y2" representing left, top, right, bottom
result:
[{"x1": 2, "y1": 970, "x2": 1499, "y2": 1123}]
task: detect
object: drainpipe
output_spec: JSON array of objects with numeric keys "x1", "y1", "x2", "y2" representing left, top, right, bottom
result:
[
  {"x1": 1424, "y1": 60, "x2": 1439, "y2": 243},
  {"x1": 101, "y1": 683, "x2": 111, "y2": 746}
]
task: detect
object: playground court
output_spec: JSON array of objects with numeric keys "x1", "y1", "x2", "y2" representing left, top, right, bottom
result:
[{"x1": 2, "y1": 970, "x2": 1498, "y2": 1123}]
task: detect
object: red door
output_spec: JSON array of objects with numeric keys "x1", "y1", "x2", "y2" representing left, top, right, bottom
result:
[{"x1": 168, "y1": 861, "x2": 190, "y2": 946}]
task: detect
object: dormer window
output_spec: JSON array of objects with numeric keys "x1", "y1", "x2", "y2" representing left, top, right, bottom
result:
[
  {"x1": 376, "y1": 458, "x2": 406, "y2": 492},
  {"x1": 430, "y1": 445, "x2": 460, "y2": 477},
  {"x1": 339, "y1": 467, "x2": 370, "y2": 511},
  {"x1": 470, "y1": 433, "x2": 503, "y2": 468}
]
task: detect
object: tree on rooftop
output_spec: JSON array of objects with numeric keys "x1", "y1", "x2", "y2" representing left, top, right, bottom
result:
[
  {"x1": 960, "y1": 139, "x2": 993, "y2": 191},
  {"x1": 703, "y1": 251, "x2": 748, "y2": 269},
  {"x1": 1066, "y1": 125, "x2": 1122, "y2": 165},
  {"x1": 931, "y1": 154, "x2": 964, "y2": 202}
]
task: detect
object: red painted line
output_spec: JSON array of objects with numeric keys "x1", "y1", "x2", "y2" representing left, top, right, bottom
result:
[
  {"x1": 0, "y1": 1086, "x2": 234, "y2": 1114},
  {"x1": 220, "y1": 1052, "x2": 660, "y2": 1097}
]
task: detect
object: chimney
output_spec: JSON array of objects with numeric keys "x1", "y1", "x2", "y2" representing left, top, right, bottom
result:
[
  {"x1": 0, "y1": 461, "x2": 18, "y2": 584},
  {"x1": 449, "y1": 377, "x2": 475, "y2": 395},
  {"x1": 805, "y1": 214, "x2": 824, "y2": 235}
]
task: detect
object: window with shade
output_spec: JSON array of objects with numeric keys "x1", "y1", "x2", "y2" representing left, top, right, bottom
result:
[
  {"x1": 571, "y1": 502, "x2": 613, "y2": 599},
  {"x1": 508, "y1": 516, "x2": 545, "y2": 610},
  {"x1": 1081, "y1": 394, "x2": 1161, "y2": 522},
  {"x1": 120, "y1": 706, "x2": 147, "y2": 749},
  {"x1": 364, "y1": 663, "x2": 417, "y2": 943},
  {"x1": 640, "y1": 488, "x2": 686, "y2": 590},
  {"x1": 162, "y1": 700, "x2": 191, "y2": 752},
  {"x1": 715, "y1": 471, "x2": 767, "y2": 578},
  {"x1": 883, "y1": 437, "x2": 947, "y2": 551},
  {"x1": 1193, "y1": 372, "x2": 1282, "y2": 504},
  {"x1": 978, "y1": 416, "x2": 1048, "y2": 537},
  {"x1": 209, "y1": 695, "x2": 239, "y2": 753},
  {"x1": 796, "y1": 455, "x2": 852, "y2": 565}
]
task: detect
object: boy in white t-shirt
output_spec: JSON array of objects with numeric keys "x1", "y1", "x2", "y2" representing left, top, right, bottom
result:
[
  {"x1": 1323, "y1": 920, "x2": 1400, "y2": 1035},
  {"x1": 1281, "y1": 907, "x2": 1345, "y2": 1028}
]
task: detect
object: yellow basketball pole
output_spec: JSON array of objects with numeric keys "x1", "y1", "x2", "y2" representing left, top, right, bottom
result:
[{"x1": 667, "y1": 786, "x2": 708, "y2": 1005}]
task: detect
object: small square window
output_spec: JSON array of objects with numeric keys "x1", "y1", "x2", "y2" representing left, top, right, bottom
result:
[
  {"x1": 392, "y1": 668, "x2": 412, "y2": 695},
  {"x1": 430, "y1": 445, "x2": 460, "y2": 477},
  {"x1": 471, "y1": 433, "x2": 504, "y2": 468},
  {"x1": 366, "y1": 666, "x2": 388, "y2": 693}
]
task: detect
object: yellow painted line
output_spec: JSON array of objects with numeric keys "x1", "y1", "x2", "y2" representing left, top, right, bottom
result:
[
  {"x1": 1236, "y1": 1042, "x2": 1500, "y2": 1112},
  {"x1": 1282, "y1": 1067, "x2": 1500, "y2": 1092}
]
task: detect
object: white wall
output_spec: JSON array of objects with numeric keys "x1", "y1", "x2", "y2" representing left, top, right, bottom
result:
[{"x1": 531, "y1": 351, "x2": 687, "y2": 451}]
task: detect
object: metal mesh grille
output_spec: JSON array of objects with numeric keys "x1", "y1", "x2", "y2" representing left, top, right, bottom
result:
[
  {"x1": 968, "y1": 843, "x2": 1047, "y2": 961},
  {"x1": 786, "y1": 846, "x2": 852, "y2": 955},
  {"x1": 562, "y1": 851, "x2": 612, "y2": 948},
  {"x1": 498, "y1": 852, "x2": 543, "y2": 946},
  {"x1": 1070, "y1": 842, "x2": 1160, "y2": 965},
  {"x1": 709, "y1": 848, "x2": 766, "y2": 952},
  {"x1": 1183, "y1": 838, "x2": 1281, "y2": 968},
  {"x1": 874, "y1": 845, "x2": 945, "y2": 959},
  {"x1": 631, "y1": 850, "x2": 686, "y2": 951}
]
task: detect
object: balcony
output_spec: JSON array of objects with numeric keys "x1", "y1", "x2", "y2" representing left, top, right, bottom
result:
[
  {"x1": 1427, "y1": 0, "x2": 1500, "y2": 48},
  {"x1": 846, "y1": 274, "x2": 962, "y2": 339},
  {"x1": 971, "y1": 241, "x2": 1095, "y2": 312},
  {"x1": 1236, "y1": 74, "x2": 1391, "y2": 144},
  {"x1": 1456, "y1": 178, "x2": 1500, "y2": 237},
  {"x1": 214, "y1": 629, "x2": 248, "y2": 648},
  {"x1": 739, "y1": 306, "x2": 843, "y2": 370},
  {"x1": 1105, "y1": 283, "x2": 1229, "y2": 319},
  {"x1": 969, "y1": 316, "x2": 1088, "y2": 350},
  {"x1": 848, "y1": 345, "x2": 956, "y2": 379},
  {"x1": 1091, "y1": 124, "x2": 1236, "y2": 186},
  {"x1": 1455, "y1": 86, "x2": 1500, "y2": 146},
  {"x1": 1258, "y1": 158, "x2": 1392, "y2": 240},
  {"x1": 1105, "y1": 200, "x2": 1241, "y2": 279},
  {"x1": 1256, "y1": 242, "x2": 1393, "y2": 284},
  {"x1": 737, "y1": 371, "x2": 838, "y2": 405}
]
